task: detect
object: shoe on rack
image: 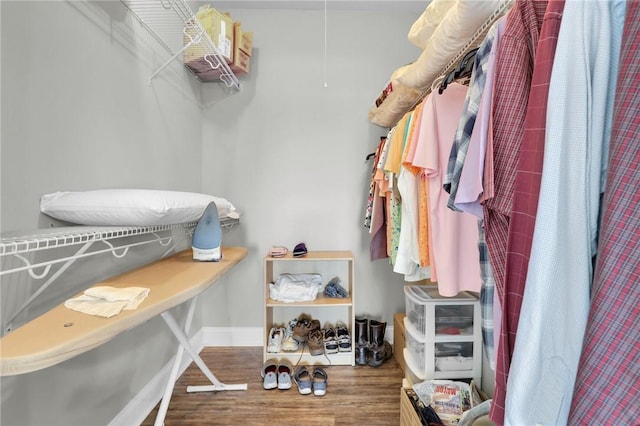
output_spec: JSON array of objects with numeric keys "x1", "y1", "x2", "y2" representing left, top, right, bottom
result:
[
  {"x1": 293, "y1": 314, "x2": 313, "y2": 343},
  {"x1": 277, "y1": 359, "x2": 293, "y2": 390},
  {"x1": 307, "y1": 329, "x2": 325, "y2": 356},
  {"x1": 267, "y1": 326, "x2": 285, "y2": 353},
  {"x1": 335, "y1": 321, "x2": 352, "y2": 352},
  {"x1": 322, "y1": 324, "x2": 339, "y2": 354},
  {"x1": 281, "y1": 318, "x2": 299, "y2": 352},
  {"x1": 261, "y1": 358, "x2": 278, "y2": 390},
  {"x1": 312, "y1": 367, "x2": 328, "y2": 397},
  {"x1": 294, "y1": 365, "x2": 312, "y2": 395}
]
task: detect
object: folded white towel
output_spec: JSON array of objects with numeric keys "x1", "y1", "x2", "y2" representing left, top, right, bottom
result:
[{"x1": 64, "y1": 286, "x2": 150, "y2": 318}]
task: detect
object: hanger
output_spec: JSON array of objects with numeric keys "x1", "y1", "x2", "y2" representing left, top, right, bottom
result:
[
  {"x1": 438, "y1": 48, "x2": 479, "y2": 94},
  {"x1": 366, "y1": 136, "x2": 387, "y2": 161},
  {"x1": 456, "y1": 48, "x2": 478, "y2": 79}
]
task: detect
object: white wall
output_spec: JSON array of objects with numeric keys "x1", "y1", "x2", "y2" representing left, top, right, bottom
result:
[
  {"x1": 1, "y1": 1, "x2": 206, "y2": 425},
  {"x1": 1, "y1": 1, "x2": 422, "y2": 424},
  {"x1": 1, "y1": 1, "x2": 205, "y2": 231},
  {"x1": 199, "y1": 7, "x2": 421, "y2": 329}
]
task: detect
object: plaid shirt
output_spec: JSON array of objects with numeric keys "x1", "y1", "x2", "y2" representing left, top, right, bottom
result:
[
  {"x1": 502, "y1": 0, "x2": 625, "y2": 424},
  {"x1": 477, "y1": 220, "x2": 496, "y2": 371},
  {"x1": 444, "y1": 23, "x2": 500, "y2": 211},
  {"x1": 483, "y1": 0, "x2": 548, "y2": 303},
  {"x1": 490, "y1": 1, "x2": 564, "y2": 424},
  {"x1": 485, "y1": 1, "x2": 549, "y2": 424},
  {"x1": 569, "y1": 2, "x2": 640, "y2": 423}
]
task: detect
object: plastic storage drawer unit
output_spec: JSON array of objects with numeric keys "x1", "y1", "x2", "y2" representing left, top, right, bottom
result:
[
  {"x1": 402, "y1": 285, "x2": 482, "y2": 384},
  {"x1": 404, "y1": 317, "x2": 426, "y2": 373}
]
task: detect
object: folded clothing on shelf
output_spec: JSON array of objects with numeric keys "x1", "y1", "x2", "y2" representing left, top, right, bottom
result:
[
  {"x1": 269, "y1": 246, "x2": 289, "y2": 257},
  {"x1": 323, "y1": 276, "x2": 349, "y2": 298},
  {"x1": 293, "y1": 243, "x2": 308, "y2": 257},
  {"x1": 269, "y1": 273, "x2": 322, "y2": 302}
]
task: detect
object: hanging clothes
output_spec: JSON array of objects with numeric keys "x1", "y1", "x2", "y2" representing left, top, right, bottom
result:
[
  {"x1": 443, "y1": 17, "x2": 505, "y2": 374},
  {"x1": 504, "y1": 1, "x2": 626, "y2": 425},
  {"x1": 483, "y1": 0, "x2": 548, "y2": 306},
  {"x1": 384, "y1": 113, "x2": 412, "y2": 265},
  {"x1": 491, "y1": 1, "x2": 565, "y2": 423},
  {"x1": 477, "y1": 219, "x2": 496, "y2": 372},
  {"x1": 568, "y1": 2, "x2": 640, "y2": 423},
  {"x1": 395, "y1": 101, "x2": 431, "y2": 280},
  {"x1": 444, "y1": 19, "x2": 500, "y2": 213},
  {"x1": 369, "y1": 136, "x2": 389, "y2": 261},
  {"x1": 394, "y1": 109, "x2": 422, "y2": 277},
  {"x1": 482, "y1": 3, "x2": 549, "y2": 422},
  {"x1": 454, "y1": 18, "x2": 505, "y2": 218},
  {"x1": 403, "y1": 101, "x2": 431, "y2": 269},
  {"x1": 413, "y1": 83, "x2": 482, "y2": 297},
  {"x1": 364, "y1": 138, "x2": 385, "y2": 231}
]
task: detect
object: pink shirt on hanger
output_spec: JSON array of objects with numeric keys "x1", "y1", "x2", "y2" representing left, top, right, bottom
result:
[{"x1": 413, "y1": 83, "x2": 482, "y2": 297}]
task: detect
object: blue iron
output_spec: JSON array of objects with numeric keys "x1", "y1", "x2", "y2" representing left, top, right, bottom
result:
[{"x1": 192, "y1": 201, "x2": 222, "y2": 261}]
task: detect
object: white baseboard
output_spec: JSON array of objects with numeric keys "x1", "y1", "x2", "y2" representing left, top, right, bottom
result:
[
  {"x1": 109, "y1": 327, "x2": 262, "y2": 426},
  {"x1": 201, "y1": 326, "x2": 263, "y2": 347},
  {"x1": 110, "y1": 325, "x2": 392, "y2": 425}
]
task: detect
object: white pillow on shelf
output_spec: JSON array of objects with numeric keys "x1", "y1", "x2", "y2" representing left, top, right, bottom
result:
[
  {"x1": 40, "y1": 189, "x2": 237, "y2": 226},
  {"x1": 398, "y1": 0, "x2": 503, "y2": 91},
  {"x1": 408, "y1": 0, "x2": 457, "y2": 49}
]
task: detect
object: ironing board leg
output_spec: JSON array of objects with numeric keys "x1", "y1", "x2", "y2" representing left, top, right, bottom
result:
[
  {"x1": 154, "y1": 296, "x2": 198, "y2": 426},
  {"x1": 154, "y1": 296, "x2": 247, "y2": 425}
]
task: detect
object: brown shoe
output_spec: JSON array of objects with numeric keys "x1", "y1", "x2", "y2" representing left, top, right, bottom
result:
[
  {"x1": 307, "y1": 329, "x2": 325, "y2": 356},
  {"x1": 293, "y1": 314, "x2": 313, "y2": 343}
]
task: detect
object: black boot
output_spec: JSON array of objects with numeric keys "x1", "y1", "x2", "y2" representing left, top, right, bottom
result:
[
  {"x1": 368, "y1": 320, "x2": 387, "y2": 368},
  {"x1": 354, "y1": 317, "x2": 369, "y2": 365}
]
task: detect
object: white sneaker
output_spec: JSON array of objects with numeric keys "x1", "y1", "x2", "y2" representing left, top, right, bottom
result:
[
  {"x1": 281, "y1": 318, "x2": 299, "y2": 352},
  {"x1": 267, "y1": 327, "x2": 284, "y2": 353}
]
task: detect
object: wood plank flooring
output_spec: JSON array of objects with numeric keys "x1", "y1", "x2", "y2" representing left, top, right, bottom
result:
[{"x1": 142, "y1": 346, "x2": 405, "y2": 425}]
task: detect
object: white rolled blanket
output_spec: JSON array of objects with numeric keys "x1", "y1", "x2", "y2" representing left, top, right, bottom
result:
[
  {"x1": 269, "y1": 273, "x2": 322, "y2": 303},
  {"x1": 64, "y1": 286, "x2": 150, "y2": 318}
]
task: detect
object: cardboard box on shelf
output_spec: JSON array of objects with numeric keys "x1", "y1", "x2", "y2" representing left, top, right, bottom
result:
[
  {"x1": 233, "y1": 22, "x2": 253, "y2": 57},
  {"x1": 183, "y1": 5, "x2": 234, "y2": 64},
  {"x1": 230, "y1": 49, "x2": 250, "y2": 75}
]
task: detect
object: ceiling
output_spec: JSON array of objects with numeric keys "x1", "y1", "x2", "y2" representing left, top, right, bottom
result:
[{"x1": 197, "y1": 0, "x2": 427, "y2": 13}]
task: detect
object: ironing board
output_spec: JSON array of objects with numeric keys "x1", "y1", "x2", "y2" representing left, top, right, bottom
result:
[{"x1": 0, "y1": 246, "x2": 248, "y2": 425}]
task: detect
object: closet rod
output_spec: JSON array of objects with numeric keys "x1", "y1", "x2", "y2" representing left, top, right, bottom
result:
[{"x1": 402, "y1": 0, "x2": 514, "y2": 119}]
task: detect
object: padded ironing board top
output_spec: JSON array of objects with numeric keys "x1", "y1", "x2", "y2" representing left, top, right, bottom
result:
[{"x1": 0, "y1": 247, "x2": 247, "y2": 376}]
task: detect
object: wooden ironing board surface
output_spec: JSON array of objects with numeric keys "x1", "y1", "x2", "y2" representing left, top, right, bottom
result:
[{"x1": 0, "y1": 247, "x2": 247, "y2": 376}]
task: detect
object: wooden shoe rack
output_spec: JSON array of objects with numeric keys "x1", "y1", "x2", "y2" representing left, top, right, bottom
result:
[{"x1": 263, "y1": 251, "x2": 355, "y2": 366}]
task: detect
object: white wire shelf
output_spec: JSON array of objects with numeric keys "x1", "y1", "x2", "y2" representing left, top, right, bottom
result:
[
  {"x1": 0, "y1": 224, "x2": 190, "y2": 258},
  {"x1": 0, "y1": 217, "x2": 238, "y2": 333},
  {"x1": 0, "y1": 217, "x2": 239, "y2": 274},
  {"x1": 121, "y1": 0, "x2": 240, "y2": 88}
]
